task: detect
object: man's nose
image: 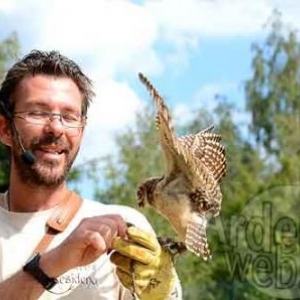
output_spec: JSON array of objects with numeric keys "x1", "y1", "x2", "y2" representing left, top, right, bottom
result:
[{"x1": 44, "y1": 116, "x2": 64, "y2": 136}]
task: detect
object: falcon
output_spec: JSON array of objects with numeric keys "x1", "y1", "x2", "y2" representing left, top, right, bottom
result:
[{"x1": 137, "y1": 73, "x2": 227, "y2": 260}]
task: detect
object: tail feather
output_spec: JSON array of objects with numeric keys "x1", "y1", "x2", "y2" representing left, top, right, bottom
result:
[{"x1": 185, "y1": 215, "x2": 211, "y2": 260}]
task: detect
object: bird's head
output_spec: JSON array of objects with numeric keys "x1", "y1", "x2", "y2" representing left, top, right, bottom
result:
[{"x1": 136, "y1": 176, "x2": 163, "y2": 208}]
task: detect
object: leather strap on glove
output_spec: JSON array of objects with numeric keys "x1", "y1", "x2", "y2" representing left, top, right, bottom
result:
[{"x1": 111, "y1": 226, "x2": 180, "y2": 300}]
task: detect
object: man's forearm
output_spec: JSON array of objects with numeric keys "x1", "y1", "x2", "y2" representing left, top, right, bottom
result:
[
  {"x1": 0, "y1": 270, "x2": 44, "y2": 300},
  {"x1": 0, "y1": 249, "x2": 67, "y2": 300}
]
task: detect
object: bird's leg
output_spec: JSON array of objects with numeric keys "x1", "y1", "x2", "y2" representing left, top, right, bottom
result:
[{"x1": 157, "y1": 237, "x2": 187, "y2": 257}]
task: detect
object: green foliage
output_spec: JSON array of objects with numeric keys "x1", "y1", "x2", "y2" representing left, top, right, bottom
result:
[
  {"x1": 0, "y1": 32, "x2": 20, "y2": 192},
  {"x1": 76, "y1": 10, "x2": 300, "y2": 300},
  {"x1": 94, "y1": 91, "x2": 267, "y2": 299},
  {"x1": 0, "y1": 32, "x2": 19, "y2": 81},
  {"x1": 245, "y1": 12, "x2": 300, "y2": 161}
]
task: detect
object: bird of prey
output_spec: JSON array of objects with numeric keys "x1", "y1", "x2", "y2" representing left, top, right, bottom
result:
[{"x1": 137, "y1": 73, "x2": 227, "y2": 260}]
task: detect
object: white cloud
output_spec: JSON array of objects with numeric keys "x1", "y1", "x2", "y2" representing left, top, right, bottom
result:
[
  {"x1": 3, "y1": 0, "x2": 300, "y2": 77},
  {"x1": 3, "y1": 0, "x2": 300, "y2": 78},
  {"x1": 1, "y1": 0, "x2": 162, "y2": 77},
  {"x1": 38, "y1": 0, "x2": 162, "y2": 77},
  {"x1": 0, "y1": 0, "x2": 14, "y2": 12},
  {"x1": 77, "y1": 78, "x2": 143, "y2": 163},
  {"x1": 173, "y1": 103, "x2": 194, "y2": 123},
  {"x1": 172, "y1": 81, "x2": 235, "y2": 125},
  {"x1": 147, "y1": 0, "x2": 267, "y2": 38},
  {"x1": 194, "y1": 81, "x2": 237, "y2": 110},
  {"x1": 2, "y1": 0, "x2": 300, "y2": 163}
]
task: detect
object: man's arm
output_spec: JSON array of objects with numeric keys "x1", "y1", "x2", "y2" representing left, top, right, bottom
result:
[
  {"x1": 0, "y1": 247, "x2": 65, "y2": 300},
  {"x1": 0, "y1": 269, "x2": 44, "y2": 300},
  {"x1": 0, "y1": 214, "x2": 128, "y2": 300}
]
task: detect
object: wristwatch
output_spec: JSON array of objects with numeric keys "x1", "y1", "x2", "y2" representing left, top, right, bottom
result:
[{"x1": 23, "y1": 253, "x2": 58, "y2": 290}]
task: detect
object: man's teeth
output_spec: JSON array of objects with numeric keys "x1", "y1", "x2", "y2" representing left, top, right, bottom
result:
[{"x1": 41, "y1": 149, "x2": 63, "y2": 154}]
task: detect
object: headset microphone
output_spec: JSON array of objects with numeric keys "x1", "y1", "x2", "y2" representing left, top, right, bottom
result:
[{"x1": 20, "y1": 149, "x2": 36, "y2": 165}]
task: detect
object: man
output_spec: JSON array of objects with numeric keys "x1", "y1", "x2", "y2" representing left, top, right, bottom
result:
[{"x1": 0, "y1": 50, "x2": 181, "y2": 299}]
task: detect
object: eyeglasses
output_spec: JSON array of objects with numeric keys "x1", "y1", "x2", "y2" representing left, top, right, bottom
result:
[{"x1": 13, "y1": 111, "x2": 87, "y2": 129}]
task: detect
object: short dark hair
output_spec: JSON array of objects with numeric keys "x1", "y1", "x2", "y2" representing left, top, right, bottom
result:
[{"x1": 0, "y1": 50, "x2": 94, "y2": 118}]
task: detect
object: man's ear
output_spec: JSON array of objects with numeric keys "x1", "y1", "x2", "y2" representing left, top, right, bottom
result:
[{"x1": 0, "y1": 115, "x2": 13, "y2": 147}]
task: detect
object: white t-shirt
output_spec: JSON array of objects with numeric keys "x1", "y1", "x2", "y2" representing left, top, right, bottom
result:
[{"x1": 0, "y1": 195, "x2": 180, "y2": 299}]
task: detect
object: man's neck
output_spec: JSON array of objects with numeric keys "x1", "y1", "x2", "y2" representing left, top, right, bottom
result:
[{"x1": 7, "y1": 181, "x2": 69, "y2": 213}]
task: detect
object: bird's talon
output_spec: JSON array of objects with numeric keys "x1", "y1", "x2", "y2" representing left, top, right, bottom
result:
[{"x1": 157, "y1": 237, "x2": 187, "y2": 256}]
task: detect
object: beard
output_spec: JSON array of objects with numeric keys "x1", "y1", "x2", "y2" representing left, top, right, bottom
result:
[{"x1": 12, "y1": 134, "x2": 79, "y2": 188}]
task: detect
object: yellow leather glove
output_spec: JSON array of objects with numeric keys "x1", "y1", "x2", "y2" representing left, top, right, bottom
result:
[{"x1": 111, "y1": 226, "x2": 179, "y2": 300}]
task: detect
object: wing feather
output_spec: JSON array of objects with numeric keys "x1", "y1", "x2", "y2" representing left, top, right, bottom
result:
[
  {"x1": 138, "y1": 73, "x2": 224, "y2": 192},
  {"x1": 178, "y1": 127, "x2": 226, "y2": 183},
  {"x1": 185, "y1": 214, "x2": 211, "y2": 259},
  {"x1": 138, "y1": 73, "x2": 227, "y2": 259},
  {"x1": 139, "y1": 73, "x2": 182, "y2": 176}
]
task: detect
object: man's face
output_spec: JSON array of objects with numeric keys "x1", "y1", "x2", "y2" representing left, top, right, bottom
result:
[{"x1": 9, "y1": 75, "x2": 85, "y2": 187}]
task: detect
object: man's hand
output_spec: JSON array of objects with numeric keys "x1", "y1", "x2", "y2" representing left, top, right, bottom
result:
[
  {"x1": 40, "y1": 214, "x2": 127, "y2": 278},
  {"x1": 111, "y1": 226, "x2": 179, "y2": 300}
]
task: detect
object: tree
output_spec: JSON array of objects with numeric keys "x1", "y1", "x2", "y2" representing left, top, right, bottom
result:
[
  {"x1": 95, "y1": 95, "x2": 266, "y2": 298},
  {"x1": 0, "y1": 32, "x2": 20, "y2": 192},
  {"x1": 241, "y1": 11, "x2": 300, "y2": 299},
  {"x1": 245, "y1": 11, "x2": 300, "y2": 184},
  {"x1": 89, "y1": 11, "x2": 300, "y2": 299}
]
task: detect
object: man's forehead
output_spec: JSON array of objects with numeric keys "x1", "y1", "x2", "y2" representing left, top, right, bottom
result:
[{"x1": 12, "y1": 75, "x2": 83, "y2": 109}]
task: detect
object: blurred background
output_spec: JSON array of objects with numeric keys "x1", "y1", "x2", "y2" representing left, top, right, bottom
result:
[{"x1": 1, "y1": 0, "x2": 300, "y2": 299}]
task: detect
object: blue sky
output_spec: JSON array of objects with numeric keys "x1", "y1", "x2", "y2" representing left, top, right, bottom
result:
[{"x1": 0, "y1": 0, "x2": 299, "y2": 198}]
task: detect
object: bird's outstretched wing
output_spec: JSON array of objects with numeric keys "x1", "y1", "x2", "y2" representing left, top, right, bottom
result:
[
  {"x1": 138, "y1": 73, "x2": 221, "y2": 190},
  {"x1": 138, "y1": 73, "x2": 227, "y2": 260},
  {"x1": 138, "y1": 73, "x2": 180, "y2": 177},
  {"x1": 178, "y1": 127, "x2": 226, "y2": 183},
  {"x1": 138, "y1": 73, "x2": 202, "y2": 184}
]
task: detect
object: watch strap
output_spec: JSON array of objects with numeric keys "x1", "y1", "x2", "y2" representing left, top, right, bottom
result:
[{"x1": 23, "y1": 253, "x2": 58, "y2": 290}]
